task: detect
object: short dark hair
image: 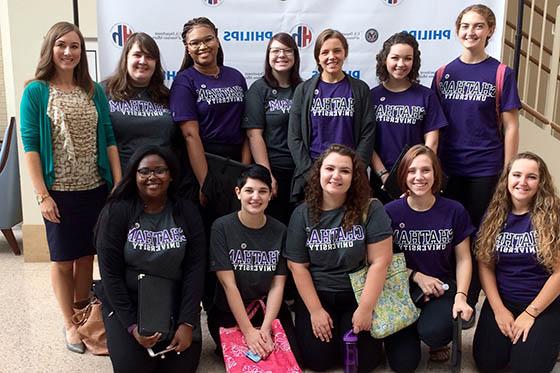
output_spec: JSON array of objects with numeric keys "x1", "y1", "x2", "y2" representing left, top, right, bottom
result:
[
  {"x1": 313, "y1": 29, "x2": 348, "y2": 73},
  {"x1": 396, "y1": 145, "x2": 442, "y2": 195},
  {"x1": 108, "y1": 145, "x2": 180, "y2": 203},
  {"x1": 376, "y1": 31, "x2": 421, "y2": 84},
  {"x1": 263, "y1": 32, "x2": 302, "y2": 88},
  {"x1": 237, "y1": 164, "x2": 272, "y2": 190}
]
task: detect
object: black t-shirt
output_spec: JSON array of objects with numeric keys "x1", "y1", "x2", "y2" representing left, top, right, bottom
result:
[
  {"x1": 124, "y1": 204, "x2": 187, "y2": 292},
  {"x1": 106, "y1": 88, "x2": 176, "y2": 171},
  {"x1": 243, "y1": 78, "x2": 295, "y2": 170},
  {"x1": 209, "y1": 212, "x2": 288, "y2": 312},
  {"x1": 285, "y1": 200, "x2": 392, "y2": 292}
]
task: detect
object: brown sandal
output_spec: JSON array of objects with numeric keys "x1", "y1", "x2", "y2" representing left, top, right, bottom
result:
[{"x1": 429, "y1": 346, "x2": 450, "y2": 362}]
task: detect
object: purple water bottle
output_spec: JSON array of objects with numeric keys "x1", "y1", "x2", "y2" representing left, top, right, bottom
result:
[{"x1": 343, "y1": 330, "x2": 358, "y2": 373}]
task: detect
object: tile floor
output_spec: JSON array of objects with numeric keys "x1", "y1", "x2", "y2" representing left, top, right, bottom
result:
[{"x1": 1, "y1": 225, "x2": 558, "y2": 372}]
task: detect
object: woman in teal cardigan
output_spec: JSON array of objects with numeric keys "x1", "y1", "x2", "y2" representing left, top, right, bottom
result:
[{"x1": 20, "y1": 22, "x2": 121, "y2": 354}]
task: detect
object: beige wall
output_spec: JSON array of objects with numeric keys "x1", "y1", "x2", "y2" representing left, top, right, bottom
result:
[
  {"x1": 519, "y1": 116, "x2": 560, "y2": 184},
  {"x1": 0, "y1": 30, "x2": 8, "y2": 133},
  {"x1": 1, "y1": 0, "x2": 75, "y2": 260}
]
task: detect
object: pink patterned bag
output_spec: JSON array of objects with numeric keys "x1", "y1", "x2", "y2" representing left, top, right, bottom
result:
[{"x1": 219, "y1": 300, "x2": 301, "y2": 373}]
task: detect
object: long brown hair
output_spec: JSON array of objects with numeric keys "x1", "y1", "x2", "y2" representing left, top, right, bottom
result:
[
  {"x1": 179, "y1": 17, "x2": 224, "y2": 72},
  {"x1": 263, "y1": 32, "x2": 302, "y2": 89},
  {"x1": 476, "y1": 152, "x2": 560, "y2": 272},
  {"x1": 104, "y1": 32, "x2": 169, "y2": 105},
  {"x1": 32, "y1": 21, "x2": 93, "y2": 96},
  {"x1": 305, "y1": 144, "x2": 371, "y2": 231}
]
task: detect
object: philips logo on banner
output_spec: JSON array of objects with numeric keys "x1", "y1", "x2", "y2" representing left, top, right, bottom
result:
[
  {"x1": 111, "y1": 23, "x2": 133, "y2": 47},
  {"x1": 202, "y1": 0, "x2": 223, "y2": 6},
  {"x1": 381, "y1": 0, "x2": 403, "y2": 6},
  {"x1": 406, "y1": 29, "x2": 452, "y2": 41},
  {"x1": 291, "y1": 25, "x2": 313, "y2": 48},
  {"x1": 223, "y1": 31, "x2": 273, "y2": 42}
]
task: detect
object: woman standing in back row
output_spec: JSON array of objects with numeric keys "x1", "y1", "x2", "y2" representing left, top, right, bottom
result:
[
  {"x1": 288, "y1": 29, "x2": 375, "y2": 202},
  {"x1": 432, "y1": 4, "x2": 522, "y2": 318},
  {"x1": 20, "y1": 21, "x2": 121, "y2": 353},
  {"x1": 104, "y1": 32, "x2": 183, "y2": 173},
  {"x1": 244, "y1": 32, "x2": 302, "y2": 224},
  {"x1": 170, "y1": 16, "x2": 250, "y2": 349}
]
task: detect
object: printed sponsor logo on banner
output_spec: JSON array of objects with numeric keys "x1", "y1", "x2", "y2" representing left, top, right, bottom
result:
[
  {"x1": 202, "y1": 0, "x2": 223, "y2": 6},
  {"x1": 223, "y1": 31, "x2": 273, "y2": 42},
  {"x1": 342, "y1": 31, "x2": 361, "y2": 41},
  {"x1": 406, "y1": 29, "x2": 452, "y2": 40},
  {"x1": 365, "y1": 28, "x2": 379, "y2": 43},
  {"x1": 111, "y1": 23, "x2": 133, "y2": 48},
  {"x1": 291, "y1": 24, "x2": 313, "y2": 48},
  {"x1": 311, "y1": 70, "x2": 361, "y2": 79},
  {"x1": 380, "y1": 0, "x2": 403, "y2": 6},
  {"x1": 164, "y1": 70, "x2": 177, "y2": 82},
  {"x1": 152, "y1": 31, "x2": 181, "y2": 41}
]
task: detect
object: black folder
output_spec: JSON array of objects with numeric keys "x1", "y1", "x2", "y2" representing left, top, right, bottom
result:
[
  {"x1": 137, "y1": 274, "x2": 175, "y2": 340},
  {"x1": 382, "y1": 144, "x2": 411, "y2": 200}
]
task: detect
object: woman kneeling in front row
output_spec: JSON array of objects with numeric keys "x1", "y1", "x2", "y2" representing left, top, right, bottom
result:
[
  {"x1": 285, "y1": 144, "x2": 399, "y2": 372},
  {"x1": 385, "y1": 145, "x2": 473, "y2": 365},
  {"x1": 473, "y1": 152, "x2": 560, "y2": 373}
]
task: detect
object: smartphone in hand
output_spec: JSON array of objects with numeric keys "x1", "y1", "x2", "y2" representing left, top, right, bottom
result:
[
  {"x1": 245, "y1": 350, "x2": 261, "y2": 363},
  {"x1": 147, "y1": 345, "x2": 175, "y2": 358}
]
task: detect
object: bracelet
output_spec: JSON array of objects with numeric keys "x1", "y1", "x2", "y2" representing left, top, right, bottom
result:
[
  {"x1": 409, "y1": 270, "x2": 417, "y2": 282},
  {"x1": 377, "y1": 169, "x2": 389, "y2": 178},
  {"x1": 455, "y1": 291, "x2": 467, "y2": 297},
  {"x1": 529, "y1": 303, "x2": 540, "y2": 315},
  {"x1": 524, "y1": 310, "x2": 536, "y2": 319}
]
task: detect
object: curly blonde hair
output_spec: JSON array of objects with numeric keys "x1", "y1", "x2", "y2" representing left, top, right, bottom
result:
[
  {"x1": 305, "y1": 144, "x2": 371, "y2": 231},
  {"x1": 476, "y1": 152, "x2": 560, "y2": 272}
]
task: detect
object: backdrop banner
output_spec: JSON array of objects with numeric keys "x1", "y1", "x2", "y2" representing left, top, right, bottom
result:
[{"x1": 97, "y1": 0, "x2": 505, "y2": 88}]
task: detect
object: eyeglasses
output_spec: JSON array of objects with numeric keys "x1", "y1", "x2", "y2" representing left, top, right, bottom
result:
[
  {"x1": 269, "y1": 48, "x2": 294, "y2": 57},
  {"x1": 187, "y1": 35, "x2": 217, "y2": 49},
  {"x1": 137, "y1": 167, "x2": 169, "y2": 178}
]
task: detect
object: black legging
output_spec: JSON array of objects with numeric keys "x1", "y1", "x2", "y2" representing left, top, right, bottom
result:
[
  {"x1": 102, "y1": 307, "x2": 201, "y2": 373},
  {"x1": 473, "y1": 298, "x2": 560, "y2": 373},
  {"x1": 416, "y1": 285, "x2": 456, "y2": 348},
  {"x1": 294, "y1": 291, "x2": 420, "y2": 372},
  {"x1": 443, "y1": 174, "x2": 499, "y2": 307}
]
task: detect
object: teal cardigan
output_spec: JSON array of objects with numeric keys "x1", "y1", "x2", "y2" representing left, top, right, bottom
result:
[{"x1": 20, "y1": 80, "x2": 116, "y2": 189}]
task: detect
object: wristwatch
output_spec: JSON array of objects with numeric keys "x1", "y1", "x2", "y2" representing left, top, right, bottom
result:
[{"x1": 36, "y1": 193, "x2": 50, "y2": 205}]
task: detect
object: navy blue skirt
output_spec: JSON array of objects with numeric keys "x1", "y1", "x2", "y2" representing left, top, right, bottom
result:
[{"x1": 45, "y1": 184, "x2": 108, "y2": 262}]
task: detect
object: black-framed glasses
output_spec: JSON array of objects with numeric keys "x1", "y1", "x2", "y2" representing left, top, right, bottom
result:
[
  {"x1": 187, "y1": 35, "x2": 217, "y2": 49},
  {"x1": 137, "y1": 167, "x2": 169, "y2": 178}
]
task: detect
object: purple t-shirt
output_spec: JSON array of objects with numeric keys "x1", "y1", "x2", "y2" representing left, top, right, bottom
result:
[
  {"x1": 432, "y1": 57, "x2": 521, "y2": 177},
  {"x1": 385, "y1": 196, "x2": 474, "y2": 280},
  {"x1": 310, "y1": 78, "x2": 355, "y2": 159},
  {"x1": 169, "y1": 65, "x2": 247, "y2": 145},
  {"x1": 372, "y1": 83, "x2": 447, "y2": 170},
  {"x1": 494, "y1": 212, "x2": 550, "y2": 303}
]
